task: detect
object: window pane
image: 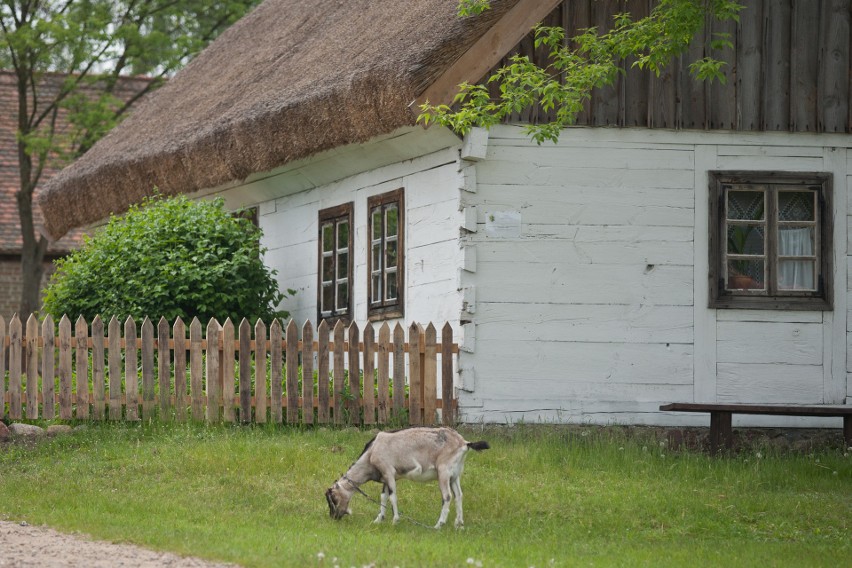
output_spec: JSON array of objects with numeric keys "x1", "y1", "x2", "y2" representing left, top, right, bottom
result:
[
  {"x1": 372, "y1": 209, "x2": 382, "y2": 240},
  {"x1": 322, "y1": 223, "x2": 333, "y2": 252},
  {"x1": 322, "y1": 284, "x2": 333, "y2": 313},
  {"x1": 337, "y1": 221, "x2": 349, "y2": 250},
  {"x1": 727, "y1": 224, "x2": 764, "y2": 255},
  {"x1": 387, "y1": 270, "x2": 398, "y2": 301},
  {"x1": 386, "y1": 239, "x2": 397, "y2": 268},
  {"x1": 372, "y1": 243, "x2": 381, "y2": 269},
  {"x1": 337, "y1": 252, "x2": 348, "y2": 279},
  {"x1": 778, "y1": 226, "x2": 814, "y2": 256},
  {"x1": 386, "y1": 205, "x2": 398, "y2": 237},
  {"x1": 726, "y1": 259, "x2": 765, "y2": 290},
  {"x1": 778, "y1": 260, "x2": 815, "y2": 290},
  {"x1": 336, "y1": 281, "x2": 349, "y2": 311},
  {"x1": 727, "y1": 190, "x2": 765, "y2": 220},
  {"x1": 778, "y1": 190, "x2": 815, "y2": 222},
  {"x1": 372, "y1": 274, "x2": 381, "y2": 303},
  {"x1": 322, "y1": 255, "x2": 334, "y2": 281}
]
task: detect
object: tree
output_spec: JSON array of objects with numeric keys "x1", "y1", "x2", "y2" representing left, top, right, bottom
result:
[
  {"x1": 1, "y1": 0, "x2": 261, "y2": 317},
  {"x1": 420, "y1": 0, "x2": 743, "y2": 144},
  {"x1": 43, "y1": 195, "x2": 289, "y2": 323}
]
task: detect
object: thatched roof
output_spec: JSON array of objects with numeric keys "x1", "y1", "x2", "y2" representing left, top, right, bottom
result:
[{"x1": 37, "y1": 0, "x2": 519, "y2": 240}]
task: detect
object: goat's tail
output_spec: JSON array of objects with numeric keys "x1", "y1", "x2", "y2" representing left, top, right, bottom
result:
[{"x1": 467, "y1": 441, "x2": 490, "y2": 451}]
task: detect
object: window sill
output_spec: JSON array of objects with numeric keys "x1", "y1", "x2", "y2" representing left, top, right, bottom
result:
[{"x1": 709, "y1": 295, "x2": 833, "y2": 311}]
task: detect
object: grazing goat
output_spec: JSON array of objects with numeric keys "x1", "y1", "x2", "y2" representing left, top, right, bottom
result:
[{"x1": 325, "y1": 427, "x2": 490, "y2": 529}]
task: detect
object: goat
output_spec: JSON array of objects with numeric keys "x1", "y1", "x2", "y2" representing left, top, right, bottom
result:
[{"x1": 325, "y1": 427, "x2": 489, "y2": 529}]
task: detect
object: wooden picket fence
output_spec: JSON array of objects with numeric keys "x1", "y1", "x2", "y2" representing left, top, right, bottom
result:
[{"x1": 0, "y1": 314, "x2": 457, "y2": 426}]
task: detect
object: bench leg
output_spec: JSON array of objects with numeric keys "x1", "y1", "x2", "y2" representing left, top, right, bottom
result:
[
  {"x1": 710, "y1": 411, "x2": 733, "y2": 454},
  {"x1": 844, "y1": 416, "x2": 852, "y2": 448}
]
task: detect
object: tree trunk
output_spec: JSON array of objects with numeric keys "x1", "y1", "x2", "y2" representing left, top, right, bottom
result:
[{"x1": 17, "y1": 157, "x2": 49, "y2": 319}]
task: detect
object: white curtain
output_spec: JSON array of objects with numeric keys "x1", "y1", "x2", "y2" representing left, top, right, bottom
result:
[{"x1": 778, "y1": 227, "x2": 814, "y2": 290}]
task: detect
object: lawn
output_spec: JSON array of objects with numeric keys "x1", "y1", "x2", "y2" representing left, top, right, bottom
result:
[{"x1": 0, "y1": 423, "x2": 849, "y2": 567}]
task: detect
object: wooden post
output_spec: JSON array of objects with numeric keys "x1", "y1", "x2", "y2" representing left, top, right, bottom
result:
[
  {"x1": 75, "y1": 316, "x2": 89, "y2": 420},
  {"x1": 286, "y1": 320, "x2": 299, "y2": 424},
  {"x1": 222, "y1": 319, "x2": 236, "y2": 423},
  {"x1": 125, "y1": 316, "x2": 138, "y2": 421},
  {"x1": 58, "y1": 315, "x2": 72, "y2": 420},
  {"x1": 709, "y1": 411, "x2": 733, "y2": 455},
  {"x1": 255, "y1": 319, "x2": 267, "y2": 424},
  {"x1": 92, "y1": 316, "x2": 105, "y2": 420},
  {"x1": 441, "y1": 323, "x2": 454, "y2": 425},
  {"x1": 173, "y1": 318, "x2": 187, "y2": 422},
  {"x1": 317, "y1": 320, "x2": 330, "y2": 424},
  {"x1": 158, "y1": 317, "x2": 171, "y2": 421},
  {"x1": 189, "y1": 317, "x2": 203, "y2": 422},
  {"x1": 108, "y1": 316, "x2": 122, "y2": 421},
  {"x1": 269, "y1": 319, "x2": 283, "y2": 424},
  {"x1": 392, "y1": 323, "x2": 405, "y2": 421},
  {"x1": 302, "y1": 321, "x2": 314, "y2": 424},
  {"x1": 362, "y1": 323, "x2": 375, "y2": 425},
  {"x1": 41, "y1": 315, "x2": 55, "y2": 420},
  {"x1": 26, "y1": 314, "x2": 39, "y2": 419},
  {"x1": 409, "y1": 323, "x2": 422, "y2": 426},
  {"x1": 206, "y1": 319, "x2": 221, "y2": 423},
  {"x1": 238, "y1": 318, "x2": 252, "y2": 423},
  {"x1": 0, "y1": 317, "x2": 5, "y2": 418},
  {"x1": 9, "y1": 315, "x2": 21, "y2": 419},
  {"x1": 141, "y1": 318, "x2": 154, "y2": 421},
  {"x1": 347, "y1": 322, "x2": 361, "y2": 426},
  {"x1": 377, "y1": 323, "x2": 390, "y2": 424},
  {"x1": 423, "y1": 324, "x2": 437, "y2": 425},
  {"x1": 332, "y1": 320, "x2": 345, "y2": 424}
]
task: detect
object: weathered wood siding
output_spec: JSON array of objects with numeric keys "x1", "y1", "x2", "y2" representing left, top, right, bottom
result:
[
  {"x1": 488, "y1": 0, "x2": 851, "y2": 133},
  {"x1": 458, "y1": 125, "x2": 851, "y2": 425}
]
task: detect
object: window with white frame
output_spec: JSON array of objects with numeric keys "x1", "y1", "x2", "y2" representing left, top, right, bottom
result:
[
  {"x1": 709, "y1": 171, "x2": 832, "y2": 310},
  {"x1": 318, "y1": 203, "x2": 353, "y2": 322},
  {"x1": 367, "y1": 189, "x2": 404, "y2": 319}
]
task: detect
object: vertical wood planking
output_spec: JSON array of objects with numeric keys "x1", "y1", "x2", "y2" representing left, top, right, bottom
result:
[
  {"x1": 409, "y1": 323, "x2": 423, "y2": 425},
  {"x1": 92, "y1": 316, "x2": 105, "y2": 420},
  {"x1": 819, "y1": 0, "x2": 850, "y2": 132},
  {"x1": 762, "y1": 0, "x2": 791, "y2": 130},
  {"x1": 239, "y1": 318, "x2": 252, "y2": 423},
  {"x1": 75, "y1": 316, "x2": 89, "y2": 419},
  {"x1": 790, "y1": 0, "x2": 820, "y2": 131},
  {"x1": 441, "y1": 323, "x2": 455, "y2": 426},
  {"x1": 9, "y1": 315, "x2": 21, "y2": 419},
  {"x1": 222, "y1": 319, "x2": 236, "y2": 423},
  {"x1": 58, "y1": 315, "x2": 72, "y2": 420},
  {"x1": 423, "y1": 324, "x2": 438, "y2": 425},
  {"x1": 680, "y1": 18, "x2": 707, "y2": 130},
  {"x1": 173, "y1": 318, "x2": 187, "y2": 422},
  {"x1": 141, "y1": 318, "x2": 154, "y2": 420},
  {"x1": 565, "y1": 0, "x2": 592, "y2": 124},
  {"x1": 26, "y1": 315, "x2": 39, "y2": 419},
  {"x1": 286, "y1": 319, "x2": 299, "y2": 423},
  {"x1": 591, "y1": 0, "x2": 622, "y2": 125},
  {"x1": 255, "y1": 320, "x2": 267, "y2": 423},
  {"x1": 316, "y1": 320, "x2": 330, "y2": 424},
  {"x1": 362, "y1": 323, "x2": 375, "y2": 425},
  {"x1": 302, "y1": 321, "x2": 314, "y2": 424},
  {"x1": 108, "y1": 317, "x2": 122, "y2": 420},
  {"x1": 708, "y1": 15, "x2": 738, "y2": 129},
  {"x1": 124, "y1": 317, "x2": 138, "y2": 421},
  {"x1": 190, "y1": 317, "x2": 203, "y2": 422},
  {"x1": 392, "y1": 324, "x2": 405, "y2": 420},
  {"x1": 269, "y1": 319, "x2": 282, "y2": 423},
  {"x1": 347, "y1": 323, "x2": 361, "y2": 425},
  {"x1": 332, "y1": 321, "x2": 345, "y2": 424},
  {"x1": 158, "y1": 317, "x2": 171, "y2": 420},
  {"x1": 377, "y1": 323, "x2": 390, "y2": 424},
  {"x1": 623, "y1": 0, "x2": 650, "y2": 127},
  {"x1": 206, "y1": 319, "x2": 221, "y2": 423},
  {"x1": 737, "y1": 0, "x2": 763, "y2": 130},
  {"x1": 41, "y1": 316, "x2": 55, "y2": 420}
]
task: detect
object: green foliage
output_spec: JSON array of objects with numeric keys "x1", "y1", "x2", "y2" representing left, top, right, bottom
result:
[
  {"x1": 43, "y1": 195, "x2": 289, "y2": 322},
  {"x1": 427, "y1": 0, "x2": 744, "y2": 144}
]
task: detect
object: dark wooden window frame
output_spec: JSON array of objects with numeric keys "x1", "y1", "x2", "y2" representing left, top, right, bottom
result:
[
  {"x1": 367, "y1": 188, "x2": 405, "y2": 321},
  {"x1": 317, "y1": 202, "x2": 354, "y2": 324},
  {"x1": 709, "y1": 171, "x2": 833, "y2": 311}
]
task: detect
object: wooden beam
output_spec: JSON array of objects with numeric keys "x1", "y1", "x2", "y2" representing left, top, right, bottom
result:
[{"x1": 413, "y1": 0, "x2": 562, "y2": 109}]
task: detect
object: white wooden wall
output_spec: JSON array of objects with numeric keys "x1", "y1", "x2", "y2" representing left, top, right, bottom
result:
[{"x1": 459, "y1": 125, "x2": 851, "y2": 426}]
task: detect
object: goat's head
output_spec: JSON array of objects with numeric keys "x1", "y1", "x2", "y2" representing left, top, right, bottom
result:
[{"x1": 325, "y1": 482, "x2": 352, "y2": 520}]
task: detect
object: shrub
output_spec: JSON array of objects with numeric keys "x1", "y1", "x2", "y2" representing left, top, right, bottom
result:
[{"x1": 43, "y1": 195, "x2": 290, "y2": 322}]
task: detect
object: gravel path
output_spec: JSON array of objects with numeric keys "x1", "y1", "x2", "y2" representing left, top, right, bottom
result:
[{"x1": 0, "y1": 521, "x2": 240, "y2": 568}]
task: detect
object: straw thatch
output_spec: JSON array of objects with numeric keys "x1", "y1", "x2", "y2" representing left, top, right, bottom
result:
[{"x1": 37, "y1": 0, "x2": 518, "y2": 240}]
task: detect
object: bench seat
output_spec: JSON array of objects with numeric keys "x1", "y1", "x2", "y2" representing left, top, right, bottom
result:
[{"x1": 659, "y1": 403, "x2": 852, "y2": 452}]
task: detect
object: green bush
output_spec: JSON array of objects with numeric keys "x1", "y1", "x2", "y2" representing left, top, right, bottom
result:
[{"x1": 43, "y1": 195, "x2": 290, "y2": 322}]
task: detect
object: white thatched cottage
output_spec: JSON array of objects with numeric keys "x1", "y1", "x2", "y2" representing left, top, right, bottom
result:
[{"x1": 38, "y1": 0, "x2": 852, "y2": 428}]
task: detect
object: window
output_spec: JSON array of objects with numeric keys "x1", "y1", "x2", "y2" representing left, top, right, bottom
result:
[
  {"x1": 318, "y1": 203, "x2": 353, "y2": 322},
  {"x1": 367, "y1": 189, "x2": 404, "y2": 319},
  {"x1": 709, "y1": 172, "x2": 832, "y2": 310}
]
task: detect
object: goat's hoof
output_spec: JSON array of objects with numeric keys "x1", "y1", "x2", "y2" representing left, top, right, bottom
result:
[
  {"x1": 392, "y1": 518, "x2": 400, "y2": 525},
  {"x1": 434, "y1": 523, "x2": 445, "y2": 530},
  {"x1": 455, "y1": 523, "x2": 465, "y2": 530},
  {"x1": 372, "y1": 518, "x2": 384, "y2": 524}
]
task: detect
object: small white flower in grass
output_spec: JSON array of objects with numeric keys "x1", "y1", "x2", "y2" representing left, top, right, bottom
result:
[
  {"x1": 755, "y1": 452, "x2": 762, "y2": 459},
  {"x1": 317, "y1": 552, "x2": 325, "y2": 560},
  {"x1": 467, "y1": 559, "x2": 475, "y2": 565}
]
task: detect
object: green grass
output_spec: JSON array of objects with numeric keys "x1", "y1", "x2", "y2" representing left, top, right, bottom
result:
[{"x1": 0, "y1": 423, "x2": 849, "y2": 567}]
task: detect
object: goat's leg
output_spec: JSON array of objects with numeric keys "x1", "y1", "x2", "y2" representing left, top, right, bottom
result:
[
  {"x1": 434, "y1": 473, "x2": 453, "y2": 529},
  {"x1": 451, "y1": 476, "x2": 464, "y2": 529},
  {"x1": 373, "y1": 483, "x2": 389, "y2": 524},
  {"x1": 384, "y1": 478, "x2": 401, "y2": 524}
]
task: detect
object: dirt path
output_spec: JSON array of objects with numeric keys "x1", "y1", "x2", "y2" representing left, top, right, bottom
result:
[{"x1": 0, "y1": 521, "x2": 241, "y2": 568}]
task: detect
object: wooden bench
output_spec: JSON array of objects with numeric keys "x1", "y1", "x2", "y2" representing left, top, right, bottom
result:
[{"x1": 659, "y1": 403, "x2": 852, "y2": 452}]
